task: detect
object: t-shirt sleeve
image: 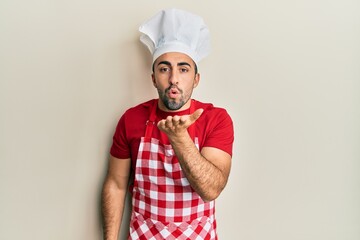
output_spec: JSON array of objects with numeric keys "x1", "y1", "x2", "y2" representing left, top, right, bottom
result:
[
  {"x1": 110, "y1": 114, "x2": 131, "y2": 159},
  {"x1": 203, "y1": 109, "x2": 234, "y2": 156}
]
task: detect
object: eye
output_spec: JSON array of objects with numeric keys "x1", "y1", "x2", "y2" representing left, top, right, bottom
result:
[
  {"x1": 180, "y1": 68, "x2": 189, "y2": 73},
  {"x1": 159, "y1": 67, "x2": 170, "y2": 72}
]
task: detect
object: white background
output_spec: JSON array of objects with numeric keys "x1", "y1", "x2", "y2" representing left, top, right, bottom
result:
[{"x1": 1, "y1": 0, "x2": 359, "y2": 239}]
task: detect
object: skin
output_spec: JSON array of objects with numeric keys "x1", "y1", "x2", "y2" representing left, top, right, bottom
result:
[
  {"x1": 151, "y1": 52, "x2": 200, "y2": 111},
  {"x1": 101, "y1": 52, "x2": 232, "y2": 240},
  {"x1": 102, "y1": 156, "x2": 131, "y2": 240}
]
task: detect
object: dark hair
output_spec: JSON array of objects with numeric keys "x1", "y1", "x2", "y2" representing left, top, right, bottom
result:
[{"x1": 152, "y1": 61, "x2": 198, "y2": 75}]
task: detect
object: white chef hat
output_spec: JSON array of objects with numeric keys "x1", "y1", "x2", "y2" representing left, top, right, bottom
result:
[{"x1": 139, "y1": 8, "x2": 211, "y2": 65}]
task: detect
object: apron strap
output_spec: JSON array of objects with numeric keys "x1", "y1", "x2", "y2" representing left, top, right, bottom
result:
[{"x1": 144, "y1": 99, "x2": 158, "y2": 138}]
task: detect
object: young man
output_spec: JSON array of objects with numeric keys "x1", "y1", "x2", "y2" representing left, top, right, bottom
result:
[{"x1": 102, "y1": 8, "x2": 234, "y2": 240}]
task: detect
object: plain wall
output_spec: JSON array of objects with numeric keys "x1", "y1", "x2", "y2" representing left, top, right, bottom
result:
[{"x1": 1, "y1": 0, "x2": 359, "y2": 239}]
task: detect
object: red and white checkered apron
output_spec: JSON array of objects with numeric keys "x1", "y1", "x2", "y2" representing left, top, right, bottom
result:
[{"x1": 129, "y1": 100, "x2": 217, "y2": 240}]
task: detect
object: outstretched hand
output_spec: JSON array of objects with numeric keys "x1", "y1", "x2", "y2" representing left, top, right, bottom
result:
[{"x1": 157, "y1": 108, "x2": 204, "y2": 137}]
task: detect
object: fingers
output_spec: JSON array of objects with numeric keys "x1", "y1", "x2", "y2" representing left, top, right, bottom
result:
[
  {"x1": 171, "y1": 109, "x2": 203, "y2": 126},
  {"x1": 172, "y1": 115, "x2": 181, "y2": 126},
  {"x1": 189, "y1": 108, "x2": 204, "y2": 123},
  {"x1": 157, "y1": 119, "x2": 165, "y2": 130},
  {"x1": 157, "y1": 116, "x2": 180, "y2": 130},
  {"x1": 157, "y1": 108, "x2": 204, "y2": 133},
  {"x1": 165, "y1": 116, "x2": 173, "y2": 128}
]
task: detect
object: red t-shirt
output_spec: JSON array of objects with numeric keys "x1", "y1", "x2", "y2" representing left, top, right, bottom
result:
[{"x1": 110, "y1": 99, "x2": 234, "y2": 169}]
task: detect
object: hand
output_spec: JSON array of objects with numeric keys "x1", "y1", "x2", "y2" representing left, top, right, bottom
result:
[{"x1": 157, "y1": 108, "x2": 204, "y2": 137}]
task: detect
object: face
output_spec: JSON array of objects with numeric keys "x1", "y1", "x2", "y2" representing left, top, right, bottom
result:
[{"x1": 152, "y1": 52, "x2": 200, "y2": 112}]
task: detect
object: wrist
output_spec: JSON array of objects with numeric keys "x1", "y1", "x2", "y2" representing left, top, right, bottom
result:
[{"x1": 168, "y1": 131, "x2": 191, "y2": 145}]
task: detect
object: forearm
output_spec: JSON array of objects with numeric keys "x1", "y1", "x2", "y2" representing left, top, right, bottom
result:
[
  {"x1": 169, "y1": 133, "x2": 226, "y2": 202},
  {"x1": 101, "y1": 178, "x2": 127, "y2": 240},
  {"x1": 157, "y1": 109, "x2": 231, "y2": 201}
]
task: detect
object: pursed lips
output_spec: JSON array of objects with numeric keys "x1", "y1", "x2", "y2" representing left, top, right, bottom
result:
[{"x1": 166, "y1": 86, "x2": 181, "y2": 98}]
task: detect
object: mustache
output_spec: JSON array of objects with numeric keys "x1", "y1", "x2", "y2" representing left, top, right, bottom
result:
[{"x1": 165, "y1": 85, "x2": 182, "y2": 93}]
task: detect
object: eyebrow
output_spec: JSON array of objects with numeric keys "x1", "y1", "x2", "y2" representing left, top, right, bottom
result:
[{"x1": 157, "y1": 61, "x2": 192, "y2": 68}]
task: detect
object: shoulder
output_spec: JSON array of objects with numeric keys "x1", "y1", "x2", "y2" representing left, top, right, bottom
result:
[
  {"x1": 124, "y1": 99, "x2": 154, "y2": 115},
  {"x1": 193, "y1": 99, "x2": 234, "y2": 155},
  {"x1": 119, "y1": 99, "x2": 156, "y2": 128}
]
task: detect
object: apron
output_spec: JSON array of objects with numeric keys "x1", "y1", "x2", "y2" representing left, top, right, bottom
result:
[{"x1": 129, "y1": 99, "x2": 217, "y2": 240}]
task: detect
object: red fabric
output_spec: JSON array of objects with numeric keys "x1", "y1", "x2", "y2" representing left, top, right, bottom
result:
[{"x1": 110, "y1": 99, "x2": 234, "y2": 168}]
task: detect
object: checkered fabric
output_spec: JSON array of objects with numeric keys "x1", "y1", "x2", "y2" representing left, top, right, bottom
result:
[
  {"x1": 129, "y1": 211, "x2": 216, "y2": 240},
  {"x1": 129, "y1": 136, "x2": 217, "y2": 239}
]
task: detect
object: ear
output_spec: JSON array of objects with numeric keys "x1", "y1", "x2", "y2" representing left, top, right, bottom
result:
[
  {"x1": 193, "y1": 73, "x2": 200, "y2": 88},
  {"x1": 151, "y1": 73, "x2": 157, "y2": 88}
]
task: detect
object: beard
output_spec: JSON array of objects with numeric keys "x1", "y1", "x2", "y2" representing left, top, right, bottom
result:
[{"x1": 157, "y1": 85, "x2": 190, "y2": 111}]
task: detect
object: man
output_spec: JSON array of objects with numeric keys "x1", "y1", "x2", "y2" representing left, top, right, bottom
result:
[{"x1": 102, "y1": 8, "x2": 234, "y2": 240}]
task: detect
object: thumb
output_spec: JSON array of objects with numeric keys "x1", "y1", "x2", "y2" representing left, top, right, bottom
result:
[{"x1": 190, "y1": 108, "x2": 204, "y2": 122}]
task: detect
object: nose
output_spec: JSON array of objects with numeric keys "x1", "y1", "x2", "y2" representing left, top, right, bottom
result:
[{"x1": 169, "y1": 70, "x2": 179, "y2": 85}]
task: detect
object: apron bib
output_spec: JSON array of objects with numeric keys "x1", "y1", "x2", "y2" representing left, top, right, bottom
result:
[{"x1": 129, "y1": 100, "x2": 217, "y2": 240}]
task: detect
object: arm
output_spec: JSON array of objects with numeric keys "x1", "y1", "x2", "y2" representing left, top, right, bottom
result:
[
  {"x1": 157, "y1": 109, "x2": 232, "y2": 202},
  {"x1": 101, "y1": 156, "x2": 131, "y2": 240}
]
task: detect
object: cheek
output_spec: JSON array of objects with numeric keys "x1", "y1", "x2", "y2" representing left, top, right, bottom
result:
[
  {"x1": 183, "y1": 84, "x2": 195, "y2": 95},
  {"x1": 153, "y1": 74, "x2": 168, "y2": 85}
]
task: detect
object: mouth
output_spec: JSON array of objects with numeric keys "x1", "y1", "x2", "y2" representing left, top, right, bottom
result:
[{"x1": 167, "y1": 87, "x2": 180, "y2": 99}]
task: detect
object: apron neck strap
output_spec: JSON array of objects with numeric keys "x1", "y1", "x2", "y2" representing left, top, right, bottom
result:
[{"x1": 144, "y1": 99, "x2": 158, "y2": 138}]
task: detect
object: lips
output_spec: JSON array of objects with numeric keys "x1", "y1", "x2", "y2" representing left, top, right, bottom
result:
[{"x1": 167, "y1": 87, "x2": 180, "y2": 99}]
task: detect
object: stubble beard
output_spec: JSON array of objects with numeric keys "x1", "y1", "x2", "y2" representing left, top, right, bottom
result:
[{"x1": 158, "y1": 86, "x2": 190, "y2": 111}]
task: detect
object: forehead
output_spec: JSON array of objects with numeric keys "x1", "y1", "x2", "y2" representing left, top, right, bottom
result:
[{"x1": 154, "y1": 52, "x2": 194, "y2": 66}]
